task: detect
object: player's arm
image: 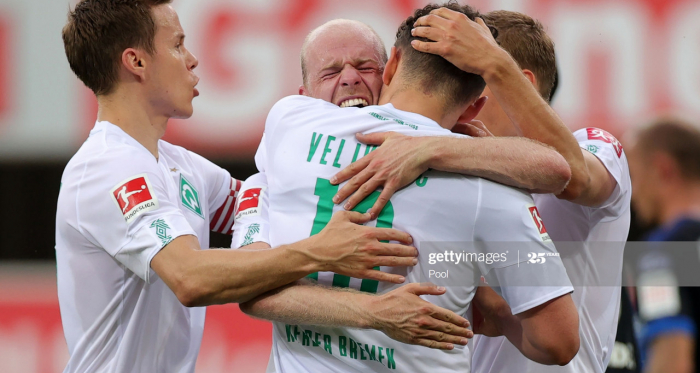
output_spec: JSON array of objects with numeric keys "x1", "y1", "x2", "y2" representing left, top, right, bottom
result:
[
  {"x1": 472, "y1": 181, "x2": 579, "y2": 365},
  {"x1": 151, "y1": 210, "x2": 417, "y2": 306},
  {"x1": 645, "y1": 334, "x2": 694, "y2": 373},
  {"x1": 240, "y1": 280, "x2": 472, "y2": 350},
  {"x1": 411, "y1": 8, "x2": 616, "y2": 206},
  {"x1": 331, "y1": 133, "x2": 571, "y2": 216}
]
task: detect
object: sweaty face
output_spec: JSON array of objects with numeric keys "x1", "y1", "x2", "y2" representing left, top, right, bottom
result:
[
  {"x1": 474, "y1": 86, "x2": 520, "y2": 137},
  {"x1": 147, "y1": 5, "x2": 199, "y2": 119},
  {"x1": 302, "y1": 28, "x2": 383, "y2": 108}
]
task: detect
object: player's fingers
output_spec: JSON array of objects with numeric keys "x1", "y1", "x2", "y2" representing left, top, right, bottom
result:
[
  {"x1": 368, "y1": 183, "x2": 399, "y2": 218},
  {"x1": 411, "y1": 338, "x2": 455, "y2": 350},
  {"x1": 335, "y1": 210, "x2": 372, "y2": 225},
  {"x1": 411, "y1": 25, "x2": 445, "y2": 43},
  {"x1": 355, "y1": 132, "x2": 393, "y2": 146},
  {"x1": 410, "y1": 39, "x2": 442, "y2": 56},
  {"x1": 417, "y1": 329, "x2": 469, "y2": 346},
  {"x1": 429, "y1": 7, "x2": 464, "y2": 21},
  {"x1": 371, "y1": 255, "x2": 418, "y2": 268},
  {"x1": 475, "y1": 17, "x2": 491, "y2": 32},
  {"x1": 427, "y1": 304, "x2": 471, "y2": 327},
  {"x1": 345, "y1": 176, "x2": 385, "y2": 213},
  {"x1": 371, "y1": 227, "x2": 414, "y2": 245},
  {"x1": 404, "y1": 282, "x2": 445, "y2": 296},
  {"x1": 413, "y1": 14, "x2": 450, "y2": 30},
  {"x1": 360, "y1": 269, "x2": 407, "y2": 284},
  {"x1": 426, "y1": 319, "x2": 473, "y2": 338},
  {"x1": 452, "y1": 122, "x2": 486, "y2": 137},
  {"x1": 331, "y1": 155, "x2": 371, "y2": 187},
  {"x1": 334, "y1": 168, "x2": 375, "y2": 207},
  {"x1": 371, "y1": 242, "x2": 418, "y2": 258}
]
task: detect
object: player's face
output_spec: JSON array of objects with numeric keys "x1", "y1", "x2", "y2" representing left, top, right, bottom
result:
[
  {"x1": 628, "y1": 146, "x2": 660, "y2": 225},
  {"x1": 302, "y1": 30, "x2": 383, "y2": 108},
  {"x1": 146, "y1": 5, "x2": 199, "y2": 119},
  {"x1": 474, "y1": 86, "x2": 520, "y2": 137}
]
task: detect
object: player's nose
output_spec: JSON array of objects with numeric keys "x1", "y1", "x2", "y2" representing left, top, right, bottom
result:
[{"x1": 339, "y1": 66, "x2": 362, "y2": 87}]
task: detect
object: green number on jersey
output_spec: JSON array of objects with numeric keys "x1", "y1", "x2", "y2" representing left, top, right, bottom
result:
[{"x1": 307, "y1": 178, "x2": 395, "y2": 293}]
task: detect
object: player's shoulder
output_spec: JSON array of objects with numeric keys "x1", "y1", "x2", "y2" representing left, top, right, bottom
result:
[
  {"x1": 269, "y1": 95, "x2": 335, "y2": 117},
  {"x1": 574, "y1": 127, "x2": 625, "y2": 158},
  {"x1": 480, "y1": 177, "x2": 534, "y2": 202}
]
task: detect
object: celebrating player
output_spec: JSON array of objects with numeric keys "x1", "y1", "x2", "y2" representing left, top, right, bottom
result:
[
  {"x1": 55, "y1": 1, "x2": 426, "y2": 372},
  {"x1": 332, "y1": 8, "x2": 631, "y2": 373},
  {"x1": 237, "y1": 3, "x2": 580, "y2": 372}
]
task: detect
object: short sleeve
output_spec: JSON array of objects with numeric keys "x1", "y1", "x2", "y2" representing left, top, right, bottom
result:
[
  {"x1": 574, "y1": 127, "x2": 631, "y2": 213},
  {"x1": 77, "y1": 149, "x2": 196, "y2": 283},
  {"x1": 474, "y1": 179, "x2": 573, "y2": 314},
  {"x1": 231, "y1": 172, "x2": 270, "y2": 248}
]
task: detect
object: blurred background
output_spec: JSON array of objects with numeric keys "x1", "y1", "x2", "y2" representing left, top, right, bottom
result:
[{"x1": 0, "y1": 0, "x2": 697, "y2": 371}]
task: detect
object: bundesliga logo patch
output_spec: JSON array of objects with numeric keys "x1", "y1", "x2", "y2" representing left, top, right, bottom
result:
[
  {"x1": 586, "y1": 128, "x2": 623, "y2": 158},
  {"x1": 234, "y1": 187, "x2": 264, "y2": 220},
  {"x1": 528, "y1": 205, "x2": 551, "y2": 241},
  {"x1": 111, "y1": 174, "x2": 159, "y2": 224}
]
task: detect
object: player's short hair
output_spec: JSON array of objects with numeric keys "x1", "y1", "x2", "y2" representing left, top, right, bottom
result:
[
  {"x1": 395, "y1": 2, "x2": 487, "y2": 112},
  {"x1": 301, "y1": 20, "x2": 388, "y2": 88},
  {"x1": 62, "y1": 0, "x2": 172, "y2": 96},
  {"x1": 482, "y1": 10, "x2": 556, "y2": 102},
  {"x1": 634, "y1": 117, "x2": 700, "y2": 181}
]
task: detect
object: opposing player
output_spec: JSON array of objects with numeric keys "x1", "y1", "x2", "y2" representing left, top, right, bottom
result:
[
  {"x1": 56, "y1": 1, "x2": 423, "y2": 372},
  {"x1": 239, "y1": 4, "x2": 579, "y2": 372},
  {"x1": 332, "y1": 8, "x2": 631, "y2": 373}
]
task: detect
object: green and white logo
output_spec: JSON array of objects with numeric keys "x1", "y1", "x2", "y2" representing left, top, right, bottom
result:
[
  {"x1": 150, "y1": 219, "x2": 173, "y2": 247},
  {"x1": 586, "y1": 144, "x2": 600, "y2": 154},
  {"x1": 180, "y1": 175, "x2": 203, "y2": 218},
  {"x1": 242, "y1": 223, "x2": 261, "y2": 246}
]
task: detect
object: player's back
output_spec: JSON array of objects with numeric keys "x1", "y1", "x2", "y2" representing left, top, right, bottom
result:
[{"x1": 258, "y1": 96, "x2": 572, "y2": 372}]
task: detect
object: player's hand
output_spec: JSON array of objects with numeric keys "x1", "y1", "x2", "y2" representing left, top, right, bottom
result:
[
  {"x1": 452, "y1": 119, "x2": 494, "y2": 137},
  {"x1": 366, "y1": 283, "x2": 473, "y2": 350},
  {"x1": 310, "y1": 210, "x2": 417, "y2": 284},
  {"x1": 472, "y1": 285, "x2": 507, "y2": 337},
  {"x1": 330, "y1": 132, "x2": 438, "y2": 216},
  {"x1": 411, "y1": 8, "x2": 510, "y2": 77}
]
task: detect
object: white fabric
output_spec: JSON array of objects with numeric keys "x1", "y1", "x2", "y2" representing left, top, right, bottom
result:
[
  {"x1": 55, "y1": 121, "x2": 231, "y2": 373},
  {"x1": 242, "y1": 95, "x2": 573, "y2": 373},
  {"x1": 471, "y1": 128, "x2": 632, "y2": 373}
]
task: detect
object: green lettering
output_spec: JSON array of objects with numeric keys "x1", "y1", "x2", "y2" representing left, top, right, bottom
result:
[
  {"x1": 351, "y1": 143, "x2": 362, "y2": 163},
  {"x1": 313, "y1": 332, "x2": 321, "y2": 347},
  {"x1": 333, "y1": 139, "x2": 346, "y2": 168},
  {"x1": 350, "y1": 338, "x2": 358, "y2": 359},
  {"x1": 387, "y1": 348, "x2": 396, "y2": 369},
  {"x1": 320, "y1": 135, "x2": 336, "y2": 165},
  {"x1": 332, "y1": 273, "x2": 351, "y2": 288},
  {"x1": 302, "y1": 330, "x2": 311, "y2": 346},
  {"x1": 307, "y1": 178, "x2": 339, "y2": 281},
  {"x1": 416, "y1": 174, "x2": 429, "y2": 187},
  {"x1": 294, "y1": 326, "x2": 301, "y2": 342},
  {"x1": 324, "y1": 334, "x2": 333, "y2": 355},
  {"x1": 360, "y1": 342, "x2": 367, "y2": 360},
  {"x1": 339, "y1": 336, "x2": 347, "y2": 356},
  {"x1": 285, "y1": 325, "x2": 297, "y2": 342},
  {"x1": 365, "y1": 344, "x2": 376, "y2": 361},
  {"x1": 364, "y1": 144, "x2": 378, "y2": 156},
  {"x1": 379, "y1": 347, "x2": 385, "y2": 363},
  {"x1": 307, "y1": 132, "x2": 323, "y2": 162}
]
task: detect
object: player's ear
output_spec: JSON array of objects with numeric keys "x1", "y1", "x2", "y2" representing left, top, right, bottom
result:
[
  {"x1": 522, "y1": 69, "x2": 537, "y2": 88},
  {"x1": 299, "y1": 85, "x2": 309, "y2": 96},
  {"x1": 457, "y1": 96, "x2": 488, "y2": 123},
  {"x1": 383, "y1": 46, "x2": 399, "y2": 86},
  {"x1": 122, "y1": 48, "x2": 147, "y2": 81}
]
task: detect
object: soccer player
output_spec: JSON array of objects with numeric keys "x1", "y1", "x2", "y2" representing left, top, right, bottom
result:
[
  {"x1": 56, "y1": 1, "x2": 429, "y2": 372},
  {"x1": 238, "y1": 3, "x2": 579, "y2": 372},
  {"x1": 333, "y1": 8, "x2": 631, "y2": 373},
  {"x1": 626, "y1": 117, "x2": 700, "y2": 373}
]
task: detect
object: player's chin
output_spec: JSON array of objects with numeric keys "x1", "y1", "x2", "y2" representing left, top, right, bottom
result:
[{"x1": 171, "y1": 104, "x2": 194, "y2": 119}]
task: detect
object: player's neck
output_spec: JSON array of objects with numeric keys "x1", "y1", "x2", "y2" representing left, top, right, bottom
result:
[
  {"x1": 378, "y1": 85, "x2": 460, "y2": 130},
  {"x1": 96, "y1": 89, "x2": 168, "y2": 160},
  {"x1": 659, "y1": 184, "x2": 700, "y2": 225}
]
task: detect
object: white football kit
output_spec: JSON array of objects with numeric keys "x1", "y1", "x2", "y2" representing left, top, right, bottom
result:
[
  {"x1": 233, "y1": 95, "x2": 574, "y2": 373},
  {"x1": 55, "y1": 121, "x2": 240, "y2": 373},
  {"x1": 471, "y1": 128, "x2": 631, "y2": 373}
]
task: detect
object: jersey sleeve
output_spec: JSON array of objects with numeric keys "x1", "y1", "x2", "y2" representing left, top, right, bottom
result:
[
  {"x1": 231, "y1": 172, "x2": 270, "y2": 248},
  {"x1": 76, "y1": 149, "x2": 196, "y2": 283},
  {"x1": 474, "y1": 179, "x2": 574, "y2": 315},
  {"x1": 187, "y1": 151, "x2": 242, "y2": 235},
  {"x1": 574, "y1": 127, "x2": 630, "y2": 213}
]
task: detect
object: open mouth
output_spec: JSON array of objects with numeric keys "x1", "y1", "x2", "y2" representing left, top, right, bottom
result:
[{"x1": 339, "y1": 98, "x2": 369, "y2": 108}]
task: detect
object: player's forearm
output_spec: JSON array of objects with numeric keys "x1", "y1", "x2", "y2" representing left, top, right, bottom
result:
[
  {"x1": 482, "y1": 57, "x2": 587, "y2": 199},
  {"x1": 645, "y1": 334, "x2": 695, "y2": 373},
  {"x1": 165, "y1": 236, "x2": 324, "y2": 307},
  {"x1": 240, "y1": 280, "x2": 374, "y2": 329},
  {"x1": 427, "y1": 136, "x2": 571, "y2": 193}
]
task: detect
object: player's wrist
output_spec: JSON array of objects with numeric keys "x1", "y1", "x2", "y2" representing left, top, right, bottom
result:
[
  {"x1": 285, "y1": 236, "x2": 326, "y2": 274},
  {"x1": 481, "y1": 52, "x2": 520, "y2": 85}
]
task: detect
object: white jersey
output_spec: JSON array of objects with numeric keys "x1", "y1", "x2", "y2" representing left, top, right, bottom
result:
[
  {"x1": 471, "y1": 128, "x2": 631, "y2": 373},
  {"x1": 235, "y1": 95, "x2": 573, "y2": 373},
  {"x1": 55, "y1": 121, "x2": 240, "y2": 373}
]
